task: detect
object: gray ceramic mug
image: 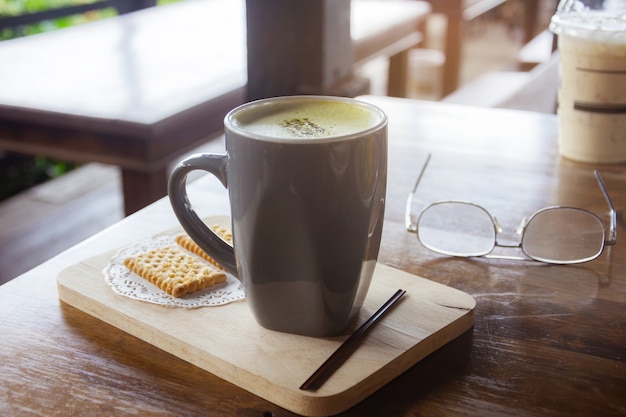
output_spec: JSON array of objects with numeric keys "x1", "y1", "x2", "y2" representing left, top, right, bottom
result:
[{"x1": 168, "y1": 96, "x2": 388, "y2": 336}]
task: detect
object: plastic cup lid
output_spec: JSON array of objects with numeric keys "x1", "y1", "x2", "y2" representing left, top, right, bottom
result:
[
  {"x1": 550, "y1": 0, "x2": 626, "y2": 42},
  {"x1": 550, "y1": 8, "x2": 626, "y2": 41}
]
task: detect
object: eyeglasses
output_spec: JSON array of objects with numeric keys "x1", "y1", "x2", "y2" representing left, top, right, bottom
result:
[{"x1": 405, "y1": 155, "x2": 617, "y2": 264}]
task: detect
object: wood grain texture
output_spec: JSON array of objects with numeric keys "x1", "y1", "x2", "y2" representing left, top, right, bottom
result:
[
  {"x1": 57, "y1": 236, "x2": 475, "y2": 417},
  {"x1": 1, "y1": 97, "x2": 625, "y2": 416}
]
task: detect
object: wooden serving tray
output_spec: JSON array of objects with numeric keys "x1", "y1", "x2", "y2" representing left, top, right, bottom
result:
[{"x1": 57, "y1": 241, "x2": 475, "y2": 417}]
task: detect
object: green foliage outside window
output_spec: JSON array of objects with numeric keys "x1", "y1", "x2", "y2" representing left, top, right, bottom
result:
[{"x1": 0, "y1": 1, "x2": 117, "y2": 40}]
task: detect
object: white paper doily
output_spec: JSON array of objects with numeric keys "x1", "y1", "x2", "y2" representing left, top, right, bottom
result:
[{"x1": 104, "y1": 232, "x2": 245, "y2": 308}]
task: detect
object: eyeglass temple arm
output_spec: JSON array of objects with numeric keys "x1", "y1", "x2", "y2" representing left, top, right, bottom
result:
[
  {"x1": 406, "y1": 162, "x2": 615, "y2": 244},
  {"x1": 594, "y1": 170, "x2": 617, "y2": 245},
  {"x1": 405, "y1": 154, "x2": 432, "y2": 233}
]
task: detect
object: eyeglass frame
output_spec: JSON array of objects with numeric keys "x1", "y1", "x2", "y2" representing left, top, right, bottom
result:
[{"x1": 405, "y1": 155, "x2": 617, "y2": 264}]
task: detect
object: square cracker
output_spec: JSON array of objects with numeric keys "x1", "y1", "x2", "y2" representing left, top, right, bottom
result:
[
  {"x1": 124, "y1": 246, "x2": 226, "y2": 298},
  {"x1": 175, "y1": 225, "x2": 232, "y2": 270}
]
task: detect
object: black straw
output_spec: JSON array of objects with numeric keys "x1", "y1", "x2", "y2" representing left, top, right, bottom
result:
[{"x1": 299, "y1": 288, "x2": 406, "y2": 391}]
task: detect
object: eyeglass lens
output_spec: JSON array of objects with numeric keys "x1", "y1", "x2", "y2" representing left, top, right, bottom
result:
[
  {"x1": 522, "y1": 207, "x2": 605, "y2": 263},
  {"x1": 417, "y1": 202, "x2": 495, "y2": 257},
  {"x1": 417, "y1": 202, "x2": 606, "y2": 263}
]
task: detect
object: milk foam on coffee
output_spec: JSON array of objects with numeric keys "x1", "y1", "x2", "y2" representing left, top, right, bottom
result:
[{"x1": 233, "y1": 100, "x2": 380, "y2": 139}]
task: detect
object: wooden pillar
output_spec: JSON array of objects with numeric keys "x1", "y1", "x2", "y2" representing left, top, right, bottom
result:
[
  {"x1": 441, "y1": 4, "x2": 463, "y2": 96},
  {"x1": 245, "y1": 0, "x2": 368, "y2": 101},
  {"x1": 523, "y1": 0, "x2": 540, "y2": 44}
]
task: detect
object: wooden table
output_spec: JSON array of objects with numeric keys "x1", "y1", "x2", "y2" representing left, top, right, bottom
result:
[
  {"x1": 0, "y1": 0, "x2": 429, "y2": 215},
  {"x1": 1, "y1": 96, "x2": 625, "y2": 416}
]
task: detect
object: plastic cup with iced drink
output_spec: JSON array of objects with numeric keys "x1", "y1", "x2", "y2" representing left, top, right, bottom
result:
[{"x1": 550, "y1": 0, "x2": 626, "y2": 163}]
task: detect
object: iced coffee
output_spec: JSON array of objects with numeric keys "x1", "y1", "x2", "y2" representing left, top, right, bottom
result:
[{"x1": 551, "y1": 6, "x2": 626, "y2": 163}]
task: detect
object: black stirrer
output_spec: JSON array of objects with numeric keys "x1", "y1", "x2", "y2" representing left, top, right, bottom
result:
[{"x1": 299, "y1": 288, "x2": 406, "y2": 391}]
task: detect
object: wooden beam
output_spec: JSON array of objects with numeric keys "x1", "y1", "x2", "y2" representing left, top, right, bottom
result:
[{"x1": 245, "y1": 0, "x2": 366, "y2": 100}]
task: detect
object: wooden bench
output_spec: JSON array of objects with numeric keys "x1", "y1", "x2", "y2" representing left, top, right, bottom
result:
[
  {"x1": 0, "y1": 0, "x2": 429, "y2": 215},
  {"x1": 424, "y1": 0, "x2": 542, "y2": 95},
  {"x1": 443, "y1": 50, "x2": 559, "y2": 113}
]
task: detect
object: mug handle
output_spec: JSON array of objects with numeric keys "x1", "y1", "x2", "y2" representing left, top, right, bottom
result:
[{"x1": 168, "y1": 153, "x2": 238, "y2": 277}]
